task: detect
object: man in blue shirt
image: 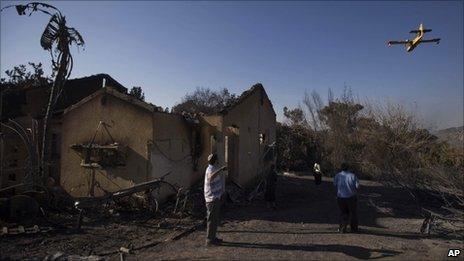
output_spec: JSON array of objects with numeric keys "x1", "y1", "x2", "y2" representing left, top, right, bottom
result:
[{"x1": 333, "y1": 162, "x2": 360, "y2": 233}]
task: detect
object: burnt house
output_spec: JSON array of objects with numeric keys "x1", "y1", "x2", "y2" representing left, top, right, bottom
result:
[
  {"x1": 59, "y1": 86, "x2": 203, "y2": 198},
  {"x1": 204, "y1": 83, "x2": 277, "y2": 187},
  {"x1": 2, "y1": 75, "x2": 276, "y2": 201},
  {"x1": 0, "y1": 74, "x2": 127, "y2": 193}
]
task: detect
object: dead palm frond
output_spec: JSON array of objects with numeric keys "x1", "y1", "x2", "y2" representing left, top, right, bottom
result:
[
  {"x1": 2, "y1": 2, "x2": 85, "y2": 78},
  {"x1": 2, "y1": 2, "x2": 84, "y2": 185}
]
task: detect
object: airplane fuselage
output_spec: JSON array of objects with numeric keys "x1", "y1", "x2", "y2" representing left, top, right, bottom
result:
[
  {"x1": 406, "y1": 32, "x2": 424, "y2": 52},
  {"x1": 388, "y1": 23, "x2": 440, "y2": 52}
]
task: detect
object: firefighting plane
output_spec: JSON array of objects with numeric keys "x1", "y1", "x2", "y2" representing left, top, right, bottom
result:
[{"x1": 388, "y1": 23, "x2": 441, "y2": 52}]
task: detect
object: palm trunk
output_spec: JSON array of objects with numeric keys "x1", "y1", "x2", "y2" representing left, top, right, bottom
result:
[{"x1": 40, "y1": 51, "x2": 69, "y2": 185}]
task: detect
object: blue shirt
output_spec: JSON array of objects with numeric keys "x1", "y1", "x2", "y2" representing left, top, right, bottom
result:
[{"x1": 334, "y1": 171, "x2": 359, "y2": 198}]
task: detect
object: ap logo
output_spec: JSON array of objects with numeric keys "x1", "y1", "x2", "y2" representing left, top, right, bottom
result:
[{"x1": 448, "y1": 249, "x2": 461, "y2": 257}]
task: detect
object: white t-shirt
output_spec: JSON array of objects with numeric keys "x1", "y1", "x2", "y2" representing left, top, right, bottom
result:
[
  {"x1": 204, "y1": 164, "x2": 224, "y2": 203},
  {"x1": 314, "y1": 163, "x2": 321, "y2": 173}
]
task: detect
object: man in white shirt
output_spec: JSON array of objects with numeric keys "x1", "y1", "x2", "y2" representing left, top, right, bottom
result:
[
  {"x1": 204, "y1": 153, "x2": 227, "y2": 246},
  {"x1": 313, "y1": 162, "x2": 322, "y2": 185}
]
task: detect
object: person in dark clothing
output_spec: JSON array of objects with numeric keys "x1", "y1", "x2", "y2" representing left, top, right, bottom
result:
[
  {"x1": 313, "y1": 162, "x2": 322, "y2": 185},
  {"x1": 265, "y1": 164, "x2": 277, "y2": 209},
  {"x1": 333, "y1": 162, "x2": 360, "y2": 233},
  {"x1": 336, "y1": 195, "x2": 358, "y2": 233}
]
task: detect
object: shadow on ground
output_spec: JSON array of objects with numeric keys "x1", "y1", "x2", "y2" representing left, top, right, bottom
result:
[
  {"x1": 221, "y1": 241, "x2": 401, "y2": 259},
  {"x1": 224, "y1": 174, "x2": 423, "y2": 230},
  {"x1": 218, "y1": 228, "x2": 432, "y2": 241}
]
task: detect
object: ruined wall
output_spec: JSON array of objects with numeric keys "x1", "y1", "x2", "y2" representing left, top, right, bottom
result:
[
  {"x1": 25, "y1": 87, "x2": 50, "y2": 118},
  {"x1": 0, "y1": 116, "x2": 30, "y2": 193},
  {"x1": 222, "y1": 88, "x2": 276, "y2": 186},
  {"x1": 1, "y1": 80, "x2": 117, "y2": 194},
  {"x1": 193, "y1": 116, "x2": 223, "y2": 181},
  {"x1": 149, "y1": 112, "x2": 194, "y2": 200},
  {"x1": 1, "y1": 86, "x2": 62, "y2": 193},
  {"x1": 1, "y1": 116, "x2": 62, "y2": 194},
  {"x1": 60, "y1": 92, "x2": 153, "y2": 197},
  {"x1": 59, "y1": 85, "x2": 275, "y2": 199}
]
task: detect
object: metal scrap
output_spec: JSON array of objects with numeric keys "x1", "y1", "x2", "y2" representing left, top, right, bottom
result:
[
  {"x1": 1, "y1": 225, "x2": 53, "y2": 236},
  {"x1": 44, "y1": 252, "x2": 103, "y2": 261},
  {"x1": 226, "y1": 181, "x2": 247, "y2": 203},
  {"x1": 74, "y1": 172, "x2": 179, "y2": 227}
]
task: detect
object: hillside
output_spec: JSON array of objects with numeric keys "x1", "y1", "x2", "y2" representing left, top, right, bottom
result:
[{"x1": 434, "y1": 126, "x2": 464, "y2": 149}]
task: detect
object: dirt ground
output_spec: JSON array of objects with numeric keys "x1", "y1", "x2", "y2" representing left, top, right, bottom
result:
[
  {"x1": 0, "y1": 200, "x2": 203, "y2": 260},
  {"x1": 138, "y1": 174, "x2": 462, "y2": 260},
  {"x1": 1, "y1": 173, "x2": 462, "y2": 260}
]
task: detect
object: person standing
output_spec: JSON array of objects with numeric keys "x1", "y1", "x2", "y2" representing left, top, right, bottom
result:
[
  {"x1": 204, "y1": 153, "x2": 227, "y2": 246},
  {"x1": 313, "y1": 162, "x2": 322, "y2": 185},
  {"x1": 265, "y1": 164, "x2": 278, "y2": 209},
  {"x1": 333, "y1": 162, "x2": 360, "y2": 233}
]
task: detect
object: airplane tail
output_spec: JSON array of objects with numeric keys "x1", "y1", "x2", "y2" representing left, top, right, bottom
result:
[{"x1": 409, "y1": 23, "x2": 432, "y2": 34}]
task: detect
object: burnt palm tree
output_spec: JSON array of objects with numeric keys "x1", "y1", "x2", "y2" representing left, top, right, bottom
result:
[{"x1": 2, "y1": 2, "x2": 84, "y2": 185}]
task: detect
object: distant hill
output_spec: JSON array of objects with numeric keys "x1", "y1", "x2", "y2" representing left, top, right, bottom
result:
[{"x1": 434, "y1": 126, "x2": 464, "y2": 149}]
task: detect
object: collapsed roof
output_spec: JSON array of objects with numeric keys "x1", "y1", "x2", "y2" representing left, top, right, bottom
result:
[
  {"x1": 1, "y1": 73, "x2": 127, "y2": 120},
  {"x1": 220, "y1": 83, "x2": 276, "y2": 116}
]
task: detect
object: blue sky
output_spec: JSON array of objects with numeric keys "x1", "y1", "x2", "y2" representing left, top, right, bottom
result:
[{"x1": 1, "y1": 1, "x2": 463, "y2": 129}]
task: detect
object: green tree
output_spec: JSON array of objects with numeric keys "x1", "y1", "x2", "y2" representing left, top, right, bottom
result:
[
  {"x1": 129, "y1": 86, "x2": 145, "y2": 101},
  {"x1": 172, "y1": 87, "x2": 237, "y2": 114},
  {"x1": 283, "y1": 107, "x2": 305, "y2": 126},
  {"x1": 1, "y1": 62, "x2": 52, "y2": 87},
  {"x1": 276, "y1": 107, "x2": 315, "y2": 171}
]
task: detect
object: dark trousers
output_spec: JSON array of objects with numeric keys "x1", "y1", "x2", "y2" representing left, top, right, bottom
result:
[
  {"x1": 314, "y1": 172, "x2": 322, "y2": 185},
  {"x1": 206, "y1": 198, "x2": 221, "y2": 241},
  {"x1": 337, "y1": 196, "x2": 358, "y2": 232}
]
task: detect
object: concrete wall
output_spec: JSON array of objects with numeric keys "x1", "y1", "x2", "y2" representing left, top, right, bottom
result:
[
  {"x1": 222, "y1": 88, "x2": 276, "y2": 186},
  {"x1": 148, "y1": 113, "x2": 224, "y2": 201},
  {"x1": 59, "y1": 86, "x2": 276, "y2": 198},
  {"x1": 0, "y1": 116, "x2": 31, "y2": 192},
  {"x1": 25, "y1": 88, "x2": 50, "y2": 118},
  {"x1": 194, "y1": 116, "x2": 222, "y2": 180},
  {"x1": 1, "y1": 86, "x2": 62, "y2": 193},
  {"x1": 149, "y1": 112, "x2": 194, "y2": 200},
  {"x1": 1, "y1": 116, "x2": 61, "y2": 194},
  {"x1": 60, "y1": 92, "x2": 153, "y2": 197},
  {"x1": 60, "y1": 91, "x2": 204, "y2": 201}
]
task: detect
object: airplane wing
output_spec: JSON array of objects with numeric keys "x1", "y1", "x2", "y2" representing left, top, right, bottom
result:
[
  {"x1": 410, "y1": 29, "x2": 432, "y2": 33},
  {"x1": 421, "y1": 38, "x2": 441, "y2": 44},
  {"x1": 387, "y1": 40, "x2": 410, "y2": 46}
]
